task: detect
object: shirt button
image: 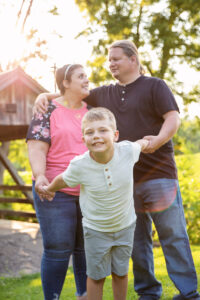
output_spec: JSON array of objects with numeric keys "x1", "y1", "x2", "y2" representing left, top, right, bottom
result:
[
  {"x1": 109, "y1": 183, "x2": 112, "y2": 186},
  {"x1": 121, "y1": 98, "x2": 125, "y2": 101},
  {"x1": 105, "y1": 168, "x2": 108, "y2": 171},
  {"x1": 122, "y1": 90, "x2": 125, "y2": 94},
  {"x1": 107, "y1": 176, "x2": 110, "y2": 179}
]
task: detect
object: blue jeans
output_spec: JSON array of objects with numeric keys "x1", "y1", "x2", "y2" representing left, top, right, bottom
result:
[
  {"x1": 33, "y1": 182, "x2": 87, "y2": 300},
  {"x1": 132, "y1": 178, "x2": 199, "y2": 299}
]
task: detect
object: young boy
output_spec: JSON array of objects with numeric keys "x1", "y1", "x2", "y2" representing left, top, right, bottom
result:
[{"x1": 43, "y1": 107, "x2": 149, "y2": 300}]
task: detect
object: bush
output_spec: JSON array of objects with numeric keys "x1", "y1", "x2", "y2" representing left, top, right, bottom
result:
[{"x1": 175, "y1": 153, "x2": 200, "y2": 244}]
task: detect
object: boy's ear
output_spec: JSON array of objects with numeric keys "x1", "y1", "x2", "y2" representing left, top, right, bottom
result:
[{"x1": 114, "y1": 130, "x2": 119, "y2": 142}]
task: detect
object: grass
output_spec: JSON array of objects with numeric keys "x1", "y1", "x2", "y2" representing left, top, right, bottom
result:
[{"x1": 0, "y1": 245, "x2": 199, "y2": 300}]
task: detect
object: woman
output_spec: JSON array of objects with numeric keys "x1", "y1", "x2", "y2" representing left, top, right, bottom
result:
[{"x1": 27, "y1": 64, "x2": 89, "y2": 300}]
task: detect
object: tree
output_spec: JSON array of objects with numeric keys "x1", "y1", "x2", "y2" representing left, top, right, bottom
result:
[
  {"x1": 0, "y1": 0, "x2": 49, "y2": 188},
  {"x1": 173, "y1": 117, "x2": 200, "y2": 155},
  {"x1": 75, "y1": 0, "x2": 200, "y2": 106}
]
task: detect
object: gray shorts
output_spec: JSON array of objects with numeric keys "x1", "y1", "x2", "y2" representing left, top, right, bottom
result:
[{"x1": 83, "y1": 222, "x2": 135, "y2": 280}]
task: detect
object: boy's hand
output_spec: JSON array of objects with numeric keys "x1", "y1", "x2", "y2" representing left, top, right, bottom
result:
[
  {"x1": 42, "y1": 186, "x2": 55, "y2": 201},
  {"x1": 35, "y1": 175, "x2": 50, "y2": 201},
  {"x1": 142, "y1": 135, "x2": 162, "y2": 153},
  {"x1": 136, "y1": 139, "x2": 150, "y2": 152},
  {"x1": 141, "y1": 139, "x2": 149, "y2": 151}
]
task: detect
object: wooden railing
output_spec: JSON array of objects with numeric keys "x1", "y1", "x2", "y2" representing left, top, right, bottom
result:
[
  {"x1": 0, "y1": 184, "x2": 36, "y2": 220},
  {"x1": 0, "y1": 147, "x2": 36, "y2": 221}
]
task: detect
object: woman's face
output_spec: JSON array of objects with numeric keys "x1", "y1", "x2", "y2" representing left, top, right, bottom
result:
[{"x1": 66, "y1": 67, "x2": 89, "y2": 99}]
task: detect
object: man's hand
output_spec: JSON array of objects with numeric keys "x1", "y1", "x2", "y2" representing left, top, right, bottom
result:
[
  {"x1": 33, "y1": 92, "x2": 60, "y2": 115},
  {"x1": 142, "y1": 135, "x2": 163, "y2": 153},
  {"x1": 142, "y1": 111, "x2": 180, "y2": 154},
  {"x1": 135, "y1": 139, "x2": 150, "y2": 152},
  {"x1": 33, "y1": 93, "x2": 49, "y2": 115}
]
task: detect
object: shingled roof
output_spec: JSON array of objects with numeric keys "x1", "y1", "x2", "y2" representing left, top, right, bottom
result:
[{"x1": 0, "y1": 66, "x2": 48, "y2": 94}]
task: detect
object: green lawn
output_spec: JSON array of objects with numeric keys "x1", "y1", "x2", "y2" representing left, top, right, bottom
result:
[{"x1": 0, "y1": 245, "x2": 199, "y2": 300}]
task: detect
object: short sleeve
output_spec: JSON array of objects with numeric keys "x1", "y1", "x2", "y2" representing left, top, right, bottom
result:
[
  {"x1": 62, "y1": 158, "x2": 81, "y2": 187},
  {"x1": 152, "y1": 79, "x2": 179, "y2": 117},
  {"x1": 84, "y1": 86, "x2": 107, "y2": 107},
  {"x1": 26, "y1": 101, "x2": 56, "y2": 144}
]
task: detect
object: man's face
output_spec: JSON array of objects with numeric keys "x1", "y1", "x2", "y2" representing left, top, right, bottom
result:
[{"x1": 108, "y1": 47, "x2": 134, "y2": 80}]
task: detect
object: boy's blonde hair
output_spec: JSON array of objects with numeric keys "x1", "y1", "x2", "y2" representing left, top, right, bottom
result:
[{"x1": 82, "y1": 107, "x2": 117, "y2": 132}]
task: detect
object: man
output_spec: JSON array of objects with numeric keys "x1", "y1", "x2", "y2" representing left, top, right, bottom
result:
[{"x1": 34, "y1": 40, "x2": 200, "y2": 300}]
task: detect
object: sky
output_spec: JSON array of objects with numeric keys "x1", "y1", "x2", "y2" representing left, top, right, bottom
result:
[
  {"x1": 0, "y1": 0, "x2": 92, "y2": 89},
  {"x1": 0, "y1": 0, "x2": 199, "y2": 118}
]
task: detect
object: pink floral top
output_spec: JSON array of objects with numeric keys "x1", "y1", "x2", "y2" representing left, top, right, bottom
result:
[{"x1": 27, "y1": 100, "x2": 89, "y2": 196}]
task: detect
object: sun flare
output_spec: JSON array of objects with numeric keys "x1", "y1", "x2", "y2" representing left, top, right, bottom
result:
[{"x1": 1, "y1": 27, "x2": 28, "y2": 63}]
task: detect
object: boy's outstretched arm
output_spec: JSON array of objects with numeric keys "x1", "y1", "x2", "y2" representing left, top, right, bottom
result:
[
  {"x1": 135, "y1": 139, "x2": 149, "y2": 152},
  {"x1": 43, "y1": 174, "x2": 68, "y2": 201}
]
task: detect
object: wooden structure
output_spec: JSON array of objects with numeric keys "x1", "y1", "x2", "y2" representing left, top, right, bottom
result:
[{"x1": 0, "y1": 66, "x2": 48, "y2": 220}]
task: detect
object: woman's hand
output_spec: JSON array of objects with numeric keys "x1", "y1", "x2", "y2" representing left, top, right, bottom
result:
[
  {"x1": 42, "y1": 186, "x2": 55, "y2": 201},
  {"x1": 35, "y1": 175, "x2": 53, "y2": 201}
]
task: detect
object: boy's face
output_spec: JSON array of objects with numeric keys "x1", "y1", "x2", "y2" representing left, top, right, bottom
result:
[{"x1": 82, "y1": 119, "x2": 119, "y2": 155}]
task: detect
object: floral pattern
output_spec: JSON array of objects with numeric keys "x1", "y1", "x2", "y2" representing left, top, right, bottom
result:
[{"x1": 26, "y1": 101, "x2": 57, "y2": 144}]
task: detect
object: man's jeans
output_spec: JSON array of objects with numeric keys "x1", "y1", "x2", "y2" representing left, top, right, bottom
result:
[
  {"x1": 132, "y1": 178, "x2": 198, "y2": 299},
  {"x1": 33, "y1": 183, "x2": 87, "y2": 300}
]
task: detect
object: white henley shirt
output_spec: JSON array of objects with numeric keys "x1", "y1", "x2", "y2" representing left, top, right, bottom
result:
[{"x1": 62, "y1": 140, "x2": 141, "y2": 232}]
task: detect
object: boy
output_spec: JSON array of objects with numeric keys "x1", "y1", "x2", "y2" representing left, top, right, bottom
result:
[{"x1": 43, "y1": 107, "x2": 149, "y2": 300}]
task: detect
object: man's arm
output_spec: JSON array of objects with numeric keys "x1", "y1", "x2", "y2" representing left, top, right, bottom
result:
[
  {"x1": 33, "y1": 92, "x2": 60, "y2": 114},
  {"x1": 27, "y1": 140, "x2": 50, "y2": 200},
  {"x1": 143, "y1": 111, "x2": 180, "y2": 153}
]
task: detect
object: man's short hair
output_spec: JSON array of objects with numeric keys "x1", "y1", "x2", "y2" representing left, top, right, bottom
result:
[{"x1": 110, "y1": 40, "x2": 145, "y2": 74}]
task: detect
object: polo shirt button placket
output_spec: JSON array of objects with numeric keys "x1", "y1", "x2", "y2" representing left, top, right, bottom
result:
[
  {"x1": 121, "y1": 89, "x2": 125, "y2": 101},
  {"x1": 104, "y1": 168, "x2": 112, "y2": 188}
]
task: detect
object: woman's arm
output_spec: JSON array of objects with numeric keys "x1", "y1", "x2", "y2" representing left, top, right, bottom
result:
[{"x1": 27, "y1": 140, "x2": 50, "y2": 200}]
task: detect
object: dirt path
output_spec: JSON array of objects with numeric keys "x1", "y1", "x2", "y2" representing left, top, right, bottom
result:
[{"x1": 0, "y1": 219, "x2": 42, "y2": 277}]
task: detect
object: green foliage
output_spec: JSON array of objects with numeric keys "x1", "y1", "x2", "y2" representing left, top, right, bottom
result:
[
  {"x1": 153, "y1": 153, "x2": 200, "y2": 245},
  {"x1": 173, "y1": 117, "x2": 200, "y2": 155},
  {"x1": 0, "y1": 245, "x2": 199, "y2": 299},
  {"x1": 75, "y1": 0, "x2": 200, "y2": 106},
  {"x1": 8, "y1": 140, "x2": 31, "y2": 172},
  {"x1": 175, "y1": 153, "x2": 200, "y2": 244}
]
